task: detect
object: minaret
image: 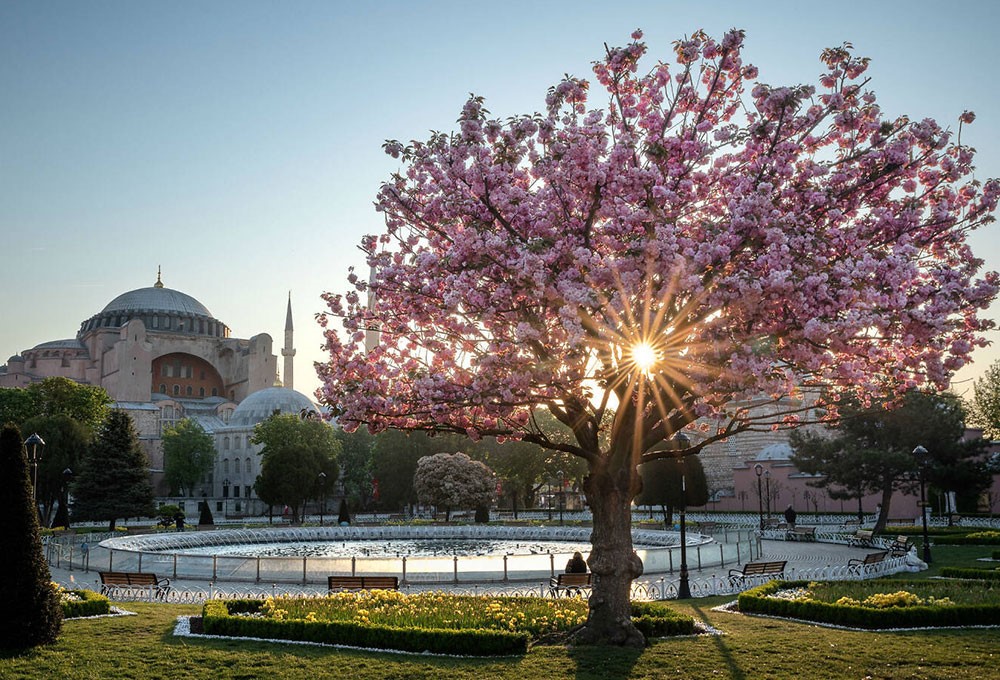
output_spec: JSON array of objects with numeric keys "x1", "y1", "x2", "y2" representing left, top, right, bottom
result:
[
  {"x1": 365, "y1": 266, "x2": 381, "y2": 353},
  {"x1": 282, "y1": 292, "x2": 295, "y2": 390}
]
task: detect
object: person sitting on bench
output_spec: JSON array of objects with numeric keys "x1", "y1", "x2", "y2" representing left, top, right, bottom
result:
[{"x1": 565, "y1": 551, "x2": 588, "y2": 574}]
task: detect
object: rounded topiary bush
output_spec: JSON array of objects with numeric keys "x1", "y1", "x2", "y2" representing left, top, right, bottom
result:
[{"x1": 0, "y1": 424, "x2": 62, "y2": 648}]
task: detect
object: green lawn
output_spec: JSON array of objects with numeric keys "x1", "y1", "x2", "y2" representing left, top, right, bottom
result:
[
  {"x1": 1, "y1": 595, "x2": 996, "y2": 680},
  {"x1": 6, "y1": 543, "x2": 996, "y2": 679}
]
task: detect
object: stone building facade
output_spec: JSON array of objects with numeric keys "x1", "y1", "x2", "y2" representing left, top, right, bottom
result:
[{"x1": 0, "y1": 271, "x2": 316, "y2": 516}]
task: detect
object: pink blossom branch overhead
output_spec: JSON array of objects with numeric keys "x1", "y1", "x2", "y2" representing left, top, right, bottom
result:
[{"x1": 318, "y1": 28, "x2": 999, "y2": 458}]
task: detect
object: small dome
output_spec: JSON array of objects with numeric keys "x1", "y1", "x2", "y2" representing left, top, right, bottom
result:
[
  {"x1": 101, "y1": 286, "x2": 212, "y2": 318},
  {"x1": 229, "y1": 387, "x2": 317, "y2": 427},
  {"x1": 31, "y1": 339, "x2": 86, "y2": 351},
  {"x1": 755, "y1": 443, "x2": 792, "y2": 461}
]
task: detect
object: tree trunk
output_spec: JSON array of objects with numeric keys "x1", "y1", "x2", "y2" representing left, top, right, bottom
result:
[
  {"x1": 873, "y1": 483, "x2": 893, "y2": 534},
  {"x1": 575, "y1": 464, "x2": 644, "y2": 648}
]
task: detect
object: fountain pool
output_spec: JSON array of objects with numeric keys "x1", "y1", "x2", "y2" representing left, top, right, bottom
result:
[{"x1": 94, "y1": 525, "x2": 715, "y2": 585}]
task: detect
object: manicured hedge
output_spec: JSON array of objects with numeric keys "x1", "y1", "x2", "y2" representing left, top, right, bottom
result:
[
  {"x1": 934, "y1": 531, "x2": 1000, "y2": 545},
  {"x1": 939, "y1": 567, "x2": 1000, "y2": 581},
  {"x1": 630, "y1": 601, "x2": 695, "y2": 637},
  {"x1": 202, "y1": 598, "x2": 697, "y2": 654},
  {"x1": 738, "y1": 580, "x2": 1000, "y2": 629},
  {"x1": 993, "y1": 550, "x2": 1000, "y2": 560},
  {"x1": 62, "y1": 590, "x2": 110, "y2": 619},
  {"x1": 202, "y1": 600, "x2": 530, "y2": 656}
]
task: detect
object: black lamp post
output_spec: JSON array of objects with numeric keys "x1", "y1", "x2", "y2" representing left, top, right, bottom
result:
[
  {"x1": 913, "y1": 445, "x2": 932, "y2": 563},
  {"x1": 24, "y1": 433, "x2": 45, "y2": 521},
  {"x1": 547, "y1": 478, "x2": 554, "y2": 522},
  {"x1": 557, "y1": 469, "x2": 565, "y2": 526},
  {"x1": 754, "y1": 463, "x2": 764, "y2": 530},
  {"x1": 58, "y1": 467, "x2": 73, "y2": 528},
  {"x1": 318, "y1": 471, "x2": 327, "y2": 526},
  {"x1": 223, "y1": 477, "x2": 230, "y2": 519},
  {"x1": 673, "y1": 431, "x2": 691, "y2": 599}
]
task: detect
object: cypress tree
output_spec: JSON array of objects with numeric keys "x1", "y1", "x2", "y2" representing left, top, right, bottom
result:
[
  {"x1": 0, "y1": 423, "x2": 62, "y2": 648},
  {"x1": 199, "y1": 498, "x2": 214, "y2": 526},
  {"x1": 72, "y1": 410, "x2": 156, "y2": 530},
  {"x1": 337, "y1": 497, "x2": 350, "y2": 525}
]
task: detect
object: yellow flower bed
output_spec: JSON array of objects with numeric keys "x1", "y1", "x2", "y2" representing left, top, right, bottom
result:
[{"x1": 252, "y1": 590, "x2": 589, "y2": 636}]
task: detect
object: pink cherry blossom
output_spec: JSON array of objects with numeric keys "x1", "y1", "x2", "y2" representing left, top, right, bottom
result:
[{"x1": 317, "y1": 29, "x2": 998, "y2": 646}]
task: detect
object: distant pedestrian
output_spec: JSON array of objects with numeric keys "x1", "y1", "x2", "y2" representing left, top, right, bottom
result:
[
  {"x1": 174, "y1": 513, "x2": 185, "y2": 532},
  {"x1": 783, "y1": 505, "x2": 796, "y2": 529},
  {"x1": 565, "y1": 551, "x2": 588, "y2": 574}
]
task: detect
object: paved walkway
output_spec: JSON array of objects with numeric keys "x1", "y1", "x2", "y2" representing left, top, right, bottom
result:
[{"x1": 47, "y1": 537, "x2": 894, "y2": 600}]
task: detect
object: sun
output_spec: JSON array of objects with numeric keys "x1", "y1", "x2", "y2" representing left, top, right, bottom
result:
[{"x1": 630, "y1": 342, "x2": 658, "y2": 373}]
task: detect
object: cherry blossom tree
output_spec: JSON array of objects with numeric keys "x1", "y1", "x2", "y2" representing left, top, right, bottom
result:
[
  {"x1": 319, "y1": 29, "x2": 998, "y2": 646},
  {"x1": 413, "y1": 451, "x2": 495, "y2": 521}
]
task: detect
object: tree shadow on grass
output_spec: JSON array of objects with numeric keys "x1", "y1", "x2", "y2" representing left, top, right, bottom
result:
[
  {"x1": 565, "y1": 645, "x2": 643, "y2": 680},
  {"x1": 686, "y1": 603, "x2": 746, "y2": 680}
]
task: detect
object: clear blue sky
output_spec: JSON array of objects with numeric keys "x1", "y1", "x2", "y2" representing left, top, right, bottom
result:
[{"x1": 3, "y1": 1, "x2": 999, "y2": 400}]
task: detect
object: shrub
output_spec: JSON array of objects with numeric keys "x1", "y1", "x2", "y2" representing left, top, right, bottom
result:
[
  {"x1": 58, "y1": 588, "x2": 111, "y2": 619},
  {"x1": 198, "y1": 500, "x2": 214, "y2": 525},
  {"x1": 0, "y1": 424, "x2": 62, "y2": 649},
  {"x1": 738, "y1": 580, "x2": 1000, "y2": 629},
  {"x1": 630, "y1": 601, "x2": 695, "y2": 637},
  {"x1": 935, "y1": 531, "x2": 1000, "y2": 545},
  {"x1": 201, "y1": 594, "x2": 697, "y2": 654},
  {"x1": 939, "y1": 567, "x2": 1000, "y2": 581},
  {"x1": 203, "y1": 599, "x2": 529, "y2": 655}
]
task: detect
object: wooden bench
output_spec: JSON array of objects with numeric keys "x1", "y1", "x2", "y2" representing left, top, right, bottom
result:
[
  {"x1": 728, "y1": 560, "x2": 786, "y2": 588},
  {"x1": 696, "y1": 521, "x2": 717, "y2": 534},
  {"x1": 787, "y1": 526, "x2": 816, "y2": 541},
  {"x1": 847, "y1": 529, "x2": 874, "y2": 547},
  {"x1": 548, "y1": 572, "x2": 593, "y2": 597},
  {"x1": 886, "y1": 518, "x2": 915, "y2": 526},
  {"x1": 848, "y1": 551, "x2": 889, "y2": 575},
  {"x1": 762, "y1": 518, "x2": 781, "y2": 530},
  {"x1": 98, "y1": 571, "x2": 170, "y2": 599},
  {"x1": 327, "y1": 575, "x2": 399, "y2": 592},
  {"x1": 889, "y1": 535, "x2": 912, "y2": 556}
]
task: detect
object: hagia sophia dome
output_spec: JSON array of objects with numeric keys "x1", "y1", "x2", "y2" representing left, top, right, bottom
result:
[{"x1": 75, "y1": 270, "x2": 230, "y2": 339}]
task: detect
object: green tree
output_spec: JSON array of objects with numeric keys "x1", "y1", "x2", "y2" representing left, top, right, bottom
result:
[
  {"x1": 71, "y1": 410, "x2": 156, "y2": 530},
  {"x1": 791, "y1": 391, "x2": 989, "y2": 532},
  {"x1": 335, "y1": 427, "x2": 375, "y2": 509},
  {"x1": 162, "y1": 418, "x2": 215, "y2": 497},
  {"x1": 20, "y1": 414, "x2": 92, "y2": 528},
  {"x1": 967, "y1": 359, "x2": 1000, "y2": 439},
  {"x1": 0, "y1": 423, "x2": 62, "y2": 648},
  {"x1": 0, "y1": 387, "x2": 37, "y2": 425},
  {"x1": 26, "y1": 377, "x2": 111, "y2": 431},
  {"x1": 251, "y1": 414, "x2": 340, "y2": 523},
  {"x1": 1, "y1": 377, "x2": 110, "y2": 437},
  {"x1": 635, "y1": 454, "x2": 709, "y2": 528},
  {"x1": 370, "y1": 430, "x2": 463, "y2": 511}
]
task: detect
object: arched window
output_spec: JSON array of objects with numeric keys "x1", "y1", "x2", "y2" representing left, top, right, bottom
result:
[
  {"x1": 234, "y1": 458, "x2": 241, "y2": 474},
  {"x1": 172, "y1": 385, "x2": 180, "y2": 396},
  {"x1": 223, "y1": 437, "x2": 230, "y2": 450},
  {"x1": 159, "y1": 384, "x2": 167, "y2": 394},
  {"x1": 199, "y1": 387, "x2": 205, "y2": 397},
  {"x1": 234, "y1": 435, "x2": 241, "y2": 450},
  {"x1": 223, "y1": 459, "x2": 230, "y2": 474},
  {"x1": 186, "y1": 386, "x2": 193, "y2": 396},
  {"x1": 245, "y1": 457, "x2": 252, "y2": 476}
]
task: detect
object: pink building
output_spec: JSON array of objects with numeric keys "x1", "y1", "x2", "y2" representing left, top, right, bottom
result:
[{"x1": 693, "y1": 438, "x2": 1000, "y2": 520}]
